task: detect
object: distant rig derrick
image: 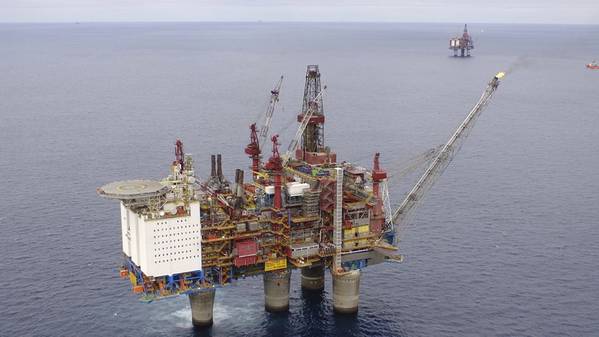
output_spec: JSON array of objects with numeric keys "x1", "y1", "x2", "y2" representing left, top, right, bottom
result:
[
  {"x1": 98, "y1": 66, "x2": 505, "y2": 327},
  {"x1": 450, "y1": 24, "x2": 474, "y2": 57}
]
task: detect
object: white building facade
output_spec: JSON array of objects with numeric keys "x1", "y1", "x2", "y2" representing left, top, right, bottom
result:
[{"x1": 120, "y1": 201, "x2": 202, "y2": 277}]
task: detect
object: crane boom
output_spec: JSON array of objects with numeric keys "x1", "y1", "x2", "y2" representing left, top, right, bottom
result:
[
  {"x1": 391, "y1": 72, "x2": 505, "y2": 229},
  {"x1": 258, "y1": 76, "x2": 284, "y2": 150},
  {"x1": 381, "y1": 179, "x2": 392, "y2": 226}
]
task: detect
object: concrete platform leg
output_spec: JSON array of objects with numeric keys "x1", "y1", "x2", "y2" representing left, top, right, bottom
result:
[
  {"x1": 332, "y1": 269, "x2": 361, "y2": 314},
  {"x1": 301, "y1": 265, "x2": 325, "y2": 291},
  {"x1": 263, "y1": 269, "x2": 291, "y2": 312},
  {"x1": 189, "y1": 288, "x2": 216, "y2": 327}
]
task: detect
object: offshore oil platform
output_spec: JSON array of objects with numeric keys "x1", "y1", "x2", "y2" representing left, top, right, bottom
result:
[
  {"x1": 449, "y1": 24, "x2": 474, "y2": 57},
  {"x1": 98, "y1": 65, "x2": 505, "y2": 327}
]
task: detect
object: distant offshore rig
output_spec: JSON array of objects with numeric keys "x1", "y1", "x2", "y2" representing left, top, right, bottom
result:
[
  {"x1": 98, "y1": 65, "x2": 504, "y2": 327},
  {"x1": 450, "y1": 24, "x2": 474, "y2": 57}
]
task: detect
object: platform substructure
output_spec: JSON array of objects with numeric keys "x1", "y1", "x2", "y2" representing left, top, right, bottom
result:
[
  {"x1": 263, "y1": 269, "x2": 291, "y2": 312},
  {"x1": 189, "y1": 288, "x2": 216, "y2": 327},
  {"x1": 301, "y1": 265, "x2": 325, "y2": 291},
  {"x1": 332, "y1": 269, "x2": 361, "y2": 314}
]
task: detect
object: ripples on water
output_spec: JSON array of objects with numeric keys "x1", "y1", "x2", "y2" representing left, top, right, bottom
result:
[{"x1": 1, "y1": 22, "x2": 598, "y2": 337}]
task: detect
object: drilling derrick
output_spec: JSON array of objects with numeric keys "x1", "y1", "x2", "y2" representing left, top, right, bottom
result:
[
  {"x1": 301, "y1": 65, "x2": 323, "y2": 152},
  {"x1": 296, "y1": 65, "x2": 336, "y2": 164}
]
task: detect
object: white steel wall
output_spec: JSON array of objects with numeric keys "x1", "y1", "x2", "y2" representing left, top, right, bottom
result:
[
  {"x1": 120, "y1": 203, "x2": 141, "y2": 266},
  {"x1": 120, "y1": 202, "x2": 130, "y2": 257},
  {"x1": 120, "y1": 201, "x2": 203, "y2": 277}
]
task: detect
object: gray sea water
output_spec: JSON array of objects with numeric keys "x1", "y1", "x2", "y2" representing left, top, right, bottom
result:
[{"x1": 1, "y1": 22, "x2": 599, "y2": 337}]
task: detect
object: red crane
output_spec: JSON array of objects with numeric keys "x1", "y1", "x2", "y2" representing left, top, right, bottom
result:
[
  {"x1": 245, "y1": 123, "x2": 261, "y2": 179},
  {"x1": 245, "y1": 76, "x2": 283, "y2": 180}
]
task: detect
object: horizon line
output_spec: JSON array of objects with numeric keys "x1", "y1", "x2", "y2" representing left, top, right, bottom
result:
[{"x1": 1, "y1": 20, "x2": 597, "y2": 26}]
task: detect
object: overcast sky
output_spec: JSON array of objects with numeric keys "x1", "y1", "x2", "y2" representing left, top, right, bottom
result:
[{"x1": 1, "y1": 0, "x2": 598, "y2": 24}]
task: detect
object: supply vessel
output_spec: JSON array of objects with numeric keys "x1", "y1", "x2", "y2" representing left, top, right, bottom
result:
[{"x1": 98, "y1": 66, "x2": 505, "y2": 327}]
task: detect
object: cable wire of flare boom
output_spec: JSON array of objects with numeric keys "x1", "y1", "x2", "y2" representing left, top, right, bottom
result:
[{"x1": 391, "y1": 74, "x2": 503, "y2": 235}]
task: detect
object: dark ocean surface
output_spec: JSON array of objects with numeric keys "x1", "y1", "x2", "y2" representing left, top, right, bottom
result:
[{"x1": 1, "y1": 22, "x2": 598, "y2": 337}]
